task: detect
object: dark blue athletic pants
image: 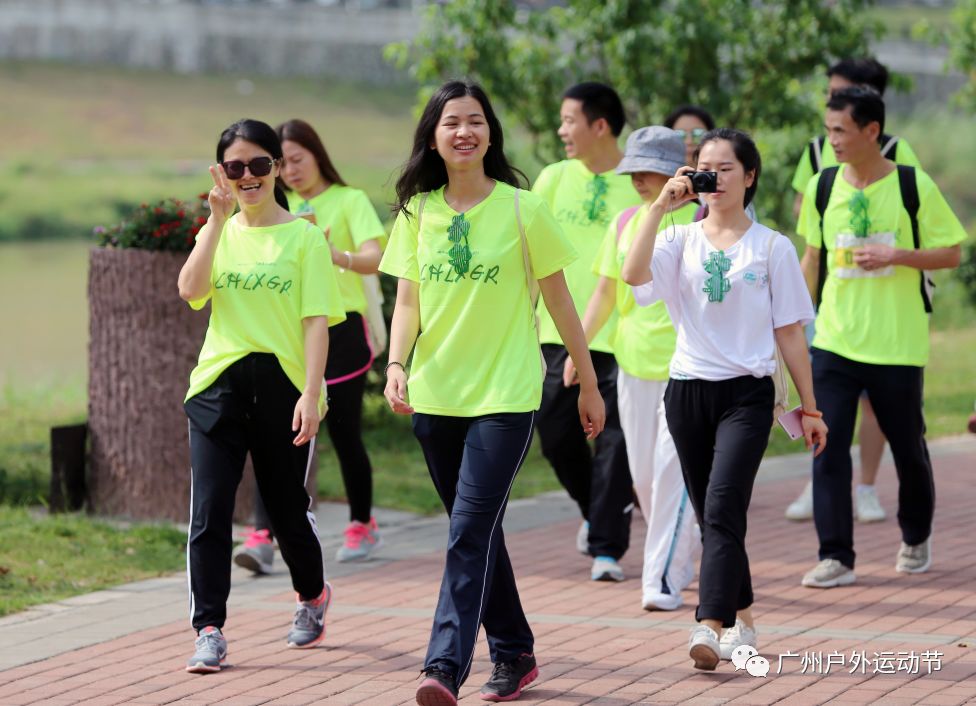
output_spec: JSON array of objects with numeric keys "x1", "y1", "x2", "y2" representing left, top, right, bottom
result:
[{"x1": 412, "y1": 412, "x2": 535, "y2": 688}]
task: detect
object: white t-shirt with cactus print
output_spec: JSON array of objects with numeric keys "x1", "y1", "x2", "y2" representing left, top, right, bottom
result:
[{"x1": 632, "y1": 221, "x2": 814, "y2": 381}]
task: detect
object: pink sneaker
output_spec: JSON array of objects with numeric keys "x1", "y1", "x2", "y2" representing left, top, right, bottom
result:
[
  {"x1": 233, "y1": 528, "x2": 274, "y2": 574},
  {"x1": 335, "y1": 518, "x2": 381, "y2": 562}
]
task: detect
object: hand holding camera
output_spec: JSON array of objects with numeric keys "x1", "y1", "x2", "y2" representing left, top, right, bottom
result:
[{"x1": 653, "y1": 166, "x2": 715, "y2": 211}]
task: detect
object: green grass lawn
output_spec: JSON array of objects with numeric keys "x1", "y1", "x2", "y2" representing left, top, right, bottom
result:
[
  {"x1": 0, "y1": 61, "x2": 417, "y2": 242},
  {"x1": 0, "y1": 506, "x2": 186, "y2": 617}
]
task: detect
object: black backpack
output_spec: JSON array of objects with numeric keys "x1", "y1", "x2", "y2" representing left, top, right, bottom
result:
[{"x1": 813, "y1": 164, "x2": 932, "y2": 313}]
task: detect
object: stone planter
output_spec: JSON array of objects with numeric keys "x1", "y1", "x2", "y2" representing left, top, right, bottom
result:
[{"x1": 87, "y1": 247, "x2": 316, "y2": 522}]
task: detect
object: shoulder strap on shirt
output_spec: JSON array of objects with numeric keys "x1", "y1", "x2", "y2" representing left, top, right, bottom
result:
[
  {"x1": 814, "y1": 166, "x2": 839, "y2": 310},
  {"x1": 616, "y1": 206, "x2": 641, "y2": 240},
  {"x1": 514, "y1": 189, "x2": 540, "y2": 313},
  {"x1": 415, "y1": 193, "x2": 429, "y2": 241},
  {"x1": 896, "y1": 165, "x2": 932, "y2": 313},
  {"x1": 809, "y1": 136, "x2": 825, "y2": 175},
  {"x1": 880, "y1": 133, "x2": 899, "y2": 160}
]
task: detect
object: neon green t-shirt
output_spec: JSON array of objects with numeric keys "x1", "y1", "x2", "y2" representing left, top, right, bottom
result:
[
  {"x1": 379, "y1": 182, "x2": 577, "y2": 416},
  {"x1": 532, "y1": 159, "x2": 640, "y2": 352},
  {"x1": 594, "y1": 202, "x2": 699, "y2": 380},
  {"x1": 186, "y1": 216, "x2": 346, "y2": 408},
  {"x1": 791, "y1": 136, "x2": 920, "y2": 194},
  {"x1": 798, "y1": 165, "x2": 965, "y2": 366},
  {"x1": 287, "y1": 185, "x2": 386, "y2": 314}
]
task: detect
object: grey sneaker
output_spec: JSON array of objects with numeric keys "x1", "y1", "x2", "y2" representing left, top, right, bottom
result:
[
  {"x1": 855, "y1": 485, "x2": 887, "y2": 523},
  {"x1": 688, "y1": 624, "x2": 720, "y2": 670},
  {"x1": 591, "y1": 556, "x2": 624, "y2": 582},
  {"x1": 720, "y1": 619, "x2": 758, "y2": 661},
  {"x1": 286, "y1": 582, "x2": 332, "y2": 649},
  {"x1": 896, "y1": 538, "x2": 931, "y2": 574},
  {"x1": 576, "y1": 520, "x2": 589, "y2": 555},
  {"x1": 186, "y1": 626, "x2": 227, "y2": 674},
  {"x1": 785, "y1": 480, "x2": 813, "y2": 521},
  {"x1": 802, "y1": 558, "x2": 856, "y2": 588},
  {"x1": 233, "y1": 528, "x2": 274, "y2": 575}
]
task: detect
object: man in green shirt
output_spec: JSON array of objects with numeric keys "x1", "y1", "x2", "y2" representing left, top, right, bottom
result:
[
  {"x1": 533, "y1": 82, "x2": 641, "y2": 582},
  {"x1": 796, "y1": 88, "x2": 964, "y2": 589},
  {"x1": 786, "y1": 57, "x2": 922, "y2": 526}
]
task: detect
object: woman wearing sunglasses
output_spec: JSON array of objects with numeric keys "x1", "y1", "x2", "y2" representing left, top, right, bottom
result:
[
  {"x1": 231, "y1": 120, "x2": 387, "y2": 576},
  {"x1": 664, "y1": 105, "x2": 715, "y2": 167},
  {"x1": 380, "y1": 81, "x2": 605, "y2": 705},
  {"x1": 178, "y1": 119, "x2": 345, "y2": 673}
]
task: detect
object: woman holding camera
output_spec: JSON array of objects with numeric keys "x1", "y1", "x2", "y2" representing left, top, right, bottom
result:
[
  {"x1": 381, "y1": 81, "x2": 604, "y2": 704},
  {"x1": 622, "y1": 128, "x2": 827, "y2": 670},
  {"x1": 178, "y1": 119, "x2": 345, "y2": 672}
]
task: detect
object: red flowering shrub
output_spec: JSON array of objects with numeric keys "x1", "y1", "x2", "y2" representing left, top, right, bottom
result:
[{"x1": 95, "y1": 194, "x2": 210, "y2": 252}]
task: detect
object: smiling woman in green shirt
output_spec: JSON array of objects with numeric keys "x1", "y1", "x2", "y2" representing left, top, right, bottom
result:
[
  {"x1": 229, "y1": 118, "x2": 387, "y2": 577},
  {"x1": 380, "y1": 81, "x2": 604, "y2": 706},
  {"x1": 177, "y1": 119, "x2": 345, "y2": 674}
]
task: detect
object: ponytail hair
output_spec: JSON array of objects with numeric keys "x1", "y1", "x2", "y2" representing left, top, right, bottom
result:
[
  {"x1": 694, "y1": 128, "x2": 762, "y2": 208},
  {"x1": 216, "y1": 118, "x2": 290, "y2": 210}
]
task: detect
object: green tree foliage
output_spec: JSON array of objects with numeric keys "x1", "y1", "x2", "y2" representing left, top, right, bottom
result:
[
  {"x1": 947, "y1": 0, "x2": 976, "y2": 111},
  {"x1": 387, "y1": 0, "x2": 882, "y2": 231}
]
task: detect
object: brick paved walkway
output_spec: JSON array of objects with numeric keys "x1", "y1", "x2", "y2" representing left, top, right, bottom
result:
[{"x1": 1, "y1": 436, "x2": 975, "y2": 705}]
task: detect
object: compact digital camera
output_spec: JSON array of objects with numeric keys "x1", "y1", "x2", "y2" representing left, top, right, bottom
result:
[{"x1": 687, "y1": 170, "x2": 718, "y2": 193}]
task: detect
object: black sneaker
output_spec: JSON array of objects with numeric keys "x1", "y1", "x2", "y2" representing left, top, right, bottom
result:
[
  {"x1": 416, "y1": 666, "x2": 458, "y2": 706},
  {"x1": 480, "y1": 653, "x2": 539, "y2": 702}
]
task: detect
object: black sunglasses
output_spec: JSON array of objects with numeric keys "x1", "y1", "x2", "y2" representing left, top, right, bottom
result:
[{"x1": 221, "y1": 156, "x2": 276, "y2": 180}]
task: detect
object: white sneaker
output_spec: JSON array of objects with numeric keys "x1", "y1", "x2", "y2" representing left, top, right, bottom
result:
[
  {"x1": 801, "y1": 558, "x2": 856, "y2": 588},
  {"x1": 688, "y1": 624, "x2": 720, "y2": 671},
  {"x1": 576, "y1": 520, "x2": 589, "y2": 555},
  {"x1": 642, "y1": 592, "x2": 683, "y2": 611},
  {"x1": 591, "y1": 556, "x2": 625, "y2": 582},
  {"x1": 785, "y1": 480, "x2": 813, "y2": 521},
  {"x1": 855, "y1": 485, "x2": 887, "y2": 523},
  {"x1": 895, "y1": 538, "x2": 932, "y2": 574},
  {"x1": 720, "y1": 619, "x2": 758, "y2": 660}
]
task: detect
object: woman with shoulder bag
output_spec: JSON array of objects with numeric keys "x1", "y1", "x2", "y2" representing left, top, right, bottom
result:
[{"x1": 381, "y1": 81, "x2": 605, "y2": 705}]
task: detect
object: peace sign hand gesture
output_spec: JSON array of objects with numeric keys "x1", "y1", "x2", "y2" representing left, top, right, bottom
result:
[{"x1": 207, "y1": 164, "x2": 235, "y2": 222}]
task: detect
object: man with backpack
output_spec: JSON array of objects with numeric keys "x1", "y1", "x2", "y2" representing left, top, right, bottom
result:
[
  {"x1": 797, "y1": 88, "x2": 964, "y2": 589},
  {"x1": 785, "y1": 57, "x2": 923, "y2": 525}
]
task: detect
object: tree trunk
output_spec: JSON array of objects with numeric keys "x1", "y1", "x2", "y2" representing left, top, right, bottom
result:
[{"x1": 87, "y1": 247, "x2": 317, "y2": 522}]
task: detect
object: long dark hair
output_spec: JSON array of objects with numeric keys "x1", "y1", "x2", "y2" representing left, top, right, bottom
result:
[
  {"x1": 275, "y1": 119, "x2": 347, "y2": 190},
  {"x1": 216, "y1": 119, "x2": 289, "y2": 209},
  {"x1": 693, "y1": 128, "x2": 762, "y2": 208},
  {"x1": 393, "y1": 81, "x2": 527, "y2": 218}
]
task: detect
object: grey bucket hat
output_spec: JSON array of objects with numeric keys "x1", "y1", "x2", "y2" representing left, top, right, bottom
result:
[{"x1": 616, "y1": 126, "x2": 686, "y2": 177}]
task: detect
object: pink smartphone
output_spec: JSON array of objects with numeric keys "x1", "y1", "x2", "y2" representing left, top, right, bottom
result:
[{"x1": 777, "y1": 406, "x2": 804, "y2": 440}]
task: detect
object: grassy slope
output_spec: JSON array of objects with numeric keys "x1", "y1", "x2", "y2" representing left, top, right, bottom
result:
[
  {"x1": 0, "y1": 506, "x2": 186, "y2": 616},
  {"x1": 0, "y1": 61, "x2": 415, "y2": 241}
]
